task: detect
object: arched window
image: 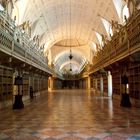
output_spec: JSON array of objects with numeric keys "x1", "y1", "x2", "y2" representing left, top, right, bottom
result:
[
  {"x1": 101, "y1": 18, "x2": 113, "y2": 38},
  {"x1": 95, "y1": 32, "x2": 104, "y2": 48},
  {"x1": 122, "y1": 5, "x2": 129, "y2": 23},
  {"x1": 91, "y1": 42, "x2": 97, "y2": 52},
  {"x1": 113, "y1": 0, "x2": 123, "y2": 22},
  {"x1": 109, "y1": 26, "x2": 113, "y2": 37},
  {"x1": 0, "y1": 4, "x2": 4, "y2": 11}
]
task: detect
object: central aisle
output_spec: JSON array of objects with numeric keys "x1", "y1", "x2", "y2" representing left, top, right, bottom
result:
[{"x1": 0, "y1": 90, "x2": 140, "y2": 140}]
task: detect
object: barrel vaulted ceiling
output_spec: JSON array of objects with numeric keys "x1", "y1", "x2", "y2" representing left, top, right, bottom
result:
[{"x1": 9, "y1": 0, "x2": 133, "y2": 75}]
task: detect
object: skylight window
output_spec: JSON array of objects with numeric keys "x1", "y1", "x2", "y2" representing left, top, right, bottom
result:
[
  {"x1": 101, "y1": 18, "x2": 113, "y2": 38},
  {"x1": 0, "y1": 4, "x2": 4, "y2": 11},
  {"x1": 91, "y1": 42, "x2": 97, "y2": 51},
  {"x1": 122, "y1": 5, "x2": 129, "y2": 23},
  {"x1": 95, "y1": 32, "x2": 104, "y2": 47},
  {"x1": 113, "y1": 0, "x2": 123, "y2": 22}
]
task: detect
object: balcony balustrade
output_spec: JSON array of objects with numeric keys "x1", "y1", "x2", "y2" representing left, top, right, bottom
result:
[
  {"x1": 91, "y1": 11, "x2": 140, "y2": 74},
  {"x1": 0, "y1": 11, "x2": 53, "y2": 75}
]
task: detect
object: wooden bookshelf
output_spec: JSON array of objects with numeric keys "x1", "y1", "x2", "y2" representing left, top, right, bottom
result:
[
  {"x1": 28, "y1": 74, "x2": 48, "y2": 96},
  {"x1": 40, "y1": 77, "x2": 48, "y2": 91},
  {"x1": 0, "y1": 65, "x2": 13, "y2": 108},
  {"x1": 93, "y1": 78, "x2": 96, "y2": 90},
  {"x1": 22, "y1": 74, "x2": 29, "y2": 95},
  {"x1": 34, "y1": 77, "x2": 39, "y2": 92},
  {"x1": 112, "y1": 70, "x2": 121, "y2": 95},
  {"x1": 90, "y1": 78, "x2": 93, "y2": 88},
  {"x1": 97, "y1": 77, "x2": 100, "y2": 91},
  {"x1": 103, "y1": 75, "x2": 108, "y2": 93},
  {"x1": 129, "y1": 62, "x2": 140, "y2": 99}
]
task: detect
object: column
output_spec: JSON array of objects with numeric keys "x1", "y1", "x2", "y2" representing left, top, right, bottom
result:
[
  {"x1": 100, "y1": 76, "x2": 103, "y2": 95},
  {"x1": 108, "y1": 71, "x2": 112, "y2": 97},
  {"x1": 87, "y1": 76, "x2": 91, "y2": 90},
  {"x1": 48, "y1": 77, "x2": 53, "y2": 91}
]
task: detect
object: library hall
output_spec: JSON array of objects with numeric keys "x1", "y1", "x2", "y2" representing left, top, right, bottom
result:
[{"x1": 0, "y1": 0, "x2": 140, "y2": 139}]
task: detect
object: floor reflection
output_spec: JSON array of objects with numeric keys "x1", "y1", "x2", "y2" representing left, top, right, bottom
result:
[{"x1": 0, "y1": 89, "x2": 140, "y2": 140}]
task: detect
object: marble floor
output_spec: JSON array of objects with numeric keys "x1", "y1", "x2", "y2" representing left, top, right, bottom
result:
[{"x1": 0, "y1": 90, "x2": 140, "y2": 140}]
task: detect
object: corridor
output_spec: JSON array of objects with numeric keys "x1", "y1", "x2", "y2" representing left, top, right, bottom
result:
[{"x1": 0, "y1": 90, "x2": 140, "y2": 140}]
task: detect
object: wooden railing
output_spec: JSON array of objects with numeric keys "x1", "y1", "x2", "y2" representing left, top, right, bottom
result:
[
  {"x1": 0, "y1": 11, "x2": 53, "y2": 75},
  {"x1": 90, "y1": 11, "x2": 140, "y2": 74}
]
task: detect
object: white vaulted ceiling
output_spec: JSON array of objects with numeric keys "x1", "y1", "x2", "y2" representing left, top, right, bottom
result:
[
  {"x1": 12, "y1": 0, "x2": 124, "y2": 75},
  {"x1": 18, "y1": 0, "x2": 119, "y2": 46}
]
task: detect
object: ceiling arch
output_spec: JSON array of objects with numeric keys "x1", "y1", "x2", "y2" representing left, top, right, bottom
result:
[
  {"x1": 60, "y1": 61, "x2": 80, "y2": 71},
  {"x1": 60, "y1": 63, "x2": 80, "y2": 74},
  {"x1": 59, "y1": 61, "x2": 80, "y2": 74},
  {"x1": 53, "y1": 50, "x2": 87, "y2": 74}
]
